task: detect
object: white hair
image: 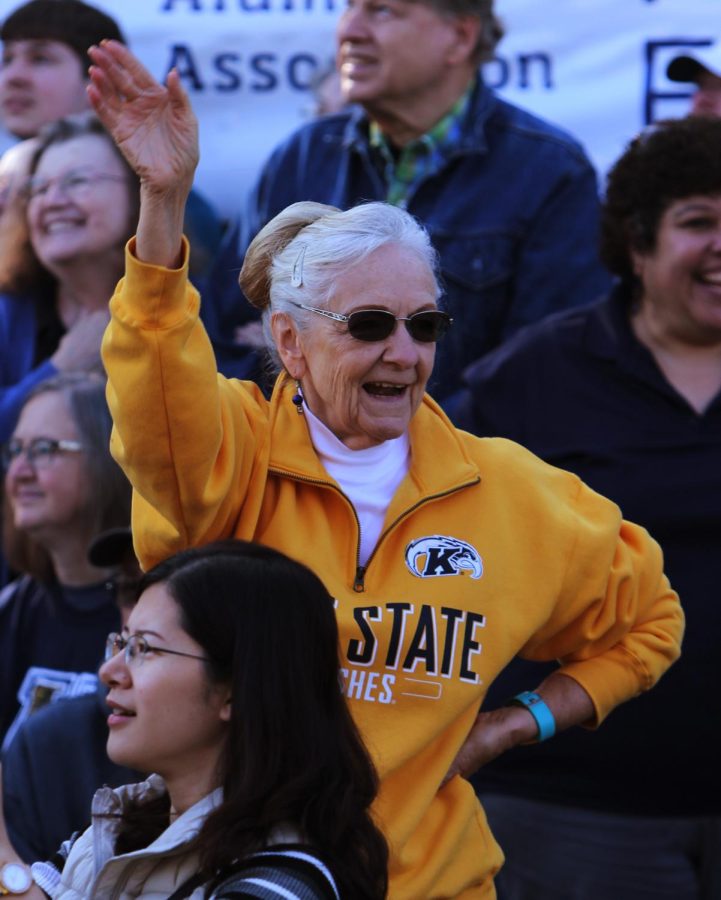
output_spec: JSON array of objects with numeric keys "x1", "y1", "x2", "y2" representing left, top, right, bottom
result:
[{"x1": 260, "y1": 202, "x2": 440, "y2": 370}]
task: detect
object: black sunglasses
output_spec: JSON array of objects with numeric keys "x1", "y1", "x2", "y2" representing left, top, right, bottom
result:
[{"x1": 290, "y1": 302, "x2": 452, "y2": 343}]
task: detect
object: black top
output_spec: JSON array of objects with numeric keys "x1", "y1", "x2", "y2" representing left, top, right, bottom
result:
[
  {"x1": 0, "y1": 574, "x2": 120, "y2": 746},
  {"x1": 450, "y1": 285, "x2": 721, "y2": 815}
]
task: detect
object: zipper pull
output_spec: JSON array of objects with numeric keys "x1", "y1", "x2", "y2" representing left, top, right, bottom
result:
[{"x1": 353, "y1": 565, "x2": 366, "y2": 593}]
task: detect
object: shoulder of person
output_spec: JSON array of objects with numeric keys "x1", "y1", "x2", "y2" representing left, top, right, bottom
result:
[
  {"x1": 0, "y1": 574, "x2": 41, "y2": 616},
  {"x1": 0, "y1": 292, "x2": 35, "y2": 372},
  {"x1": 264, "y1": 107, "x2": 359, "y2": 168},
  {"x1": 210, "y1": 845, "x2": 339, "y2": 900},
  {"x1": 464, "y1": 300, "x2": 602, "y2": 390},
  {"x1": 0, "y1": 289, "x2": 26, "y2": 314},
  {"x1": 484, "y1": 89, "x2": 594, "y2": 167},
  {"x1": 0, "y1": 289, "x2": 45, "y2": 328},
  {"x1": 457, "y1": 428, "x2": 585, "y2": 493}
]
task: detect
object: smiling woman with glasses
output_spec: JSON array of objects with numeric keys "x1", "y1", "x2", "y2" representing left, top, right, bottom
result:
[
  {"x1": 0, "y1": 114, "x2": 140, "y2": 446},
  {"x1": 1, "y1": 436, "x2": 83, "y2": 469},
  {"x1": 25, "y1": 169, "x2": 129, "y2": 203},
  {"x1": 0, "y1": 373, "x2": 131, "y2": 751},
  {"x1": 87, "y1": 41, "x2": 684, "y2": 899}
]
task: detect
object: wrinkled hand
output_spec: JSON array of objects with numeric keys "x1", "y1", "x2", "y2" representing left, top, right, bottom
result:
[
  {"x1": 442, "y1": 707, "x2": 537, "y2": 786},
  {"x1": 442, "y1": 675, "x2": 596, "y2": 787},
  {"x1": 87, "y1": 40, "x2": 198, "y2": 196},
  {"x1": 51, "y1": 309, "x2": 110, "y2": 373}
]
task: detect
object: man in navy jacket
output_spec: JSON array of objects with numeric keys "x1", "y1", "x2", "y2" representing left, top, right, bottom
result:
[{"x1": 239, "y1": 0, "x2": 610, "y2": 401}]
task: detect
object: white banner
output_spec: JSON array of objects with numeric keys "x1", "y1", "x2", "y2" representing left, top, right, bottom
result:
[
  {"x1": 493, "y1": 0, "x2": 716, "y2": 195},
  {"x1": 0, "y1": 0, "x2": 715, "y2": 219}
]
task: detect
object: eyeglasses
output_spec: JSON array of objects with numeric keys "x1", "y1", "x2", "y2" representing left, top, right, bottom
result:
[
  {"x1": 26, "y1": 170, "x2": 128, "y2": 203},
  {"x1": 2, "y1": 437, "x2": 83, "y2": 470},
  {"x1": 105, "y1": 632, "x2": 211, "y2": 667},
  {"x1": 290, "y1": 302, "x2": 452, "y2": 343}
]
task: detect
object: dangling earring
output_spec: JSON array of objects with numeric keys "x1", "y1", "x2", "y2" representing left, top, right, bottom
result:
[{"x1": 292, "y1": 380, "x2": 304, "y2": 414}]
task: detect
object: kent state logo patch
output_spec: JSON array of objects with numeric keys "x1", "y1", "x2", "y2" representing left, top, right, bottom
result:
[{"x1": 405, "y1": 535, "x2": 483, "y2": 579}]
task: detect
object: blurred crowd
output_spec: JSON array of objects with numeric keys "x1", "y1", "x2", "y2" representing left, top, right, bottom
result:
[{"x1": 0, "y1": 1, "x2": 718, "y2": 898}]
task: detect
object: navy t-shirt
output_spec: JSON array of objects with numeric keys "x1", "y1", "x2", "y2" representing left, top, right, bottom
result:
[
  {"x1": 0, "y1": 574, "x2": 120, "y2": 747},
  {"x1": 452, "y1": 286, "x2": 721, "y2": 815}
]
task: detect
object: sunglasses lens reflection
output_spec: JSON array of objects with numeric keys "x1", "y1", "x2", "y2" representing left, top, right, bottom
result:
[
  {"x1": 347, "y1": 311, "x2": 396, "y2": 341},
  {"x1": 408, "y1": 311, "x2": 451, "y2": 342},
  {"x1": 346, "y1": 310, "x2": 450, "y2": 343}
]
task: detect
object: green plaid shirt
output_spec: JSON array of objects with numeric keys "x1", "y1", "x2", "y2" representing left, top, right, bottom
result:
[{"x1": 369, "y1": 85, "x2": 473, "y2": 208}]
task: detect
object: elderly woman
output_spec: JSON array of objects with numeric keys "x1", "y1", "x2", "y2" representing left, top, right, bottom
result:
[
  {"x1": 86, "y1": 42, "x2": 683, "y2": 899},
  {"x1": 450, "y1": 117, "x2": 721, "y2": 900}
]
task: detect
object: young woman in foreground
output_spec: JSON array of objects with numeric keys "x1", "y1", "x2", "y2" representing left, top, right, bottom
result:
[{"x1": 0, "y1": 541, "x2": 387, "y2": 898}]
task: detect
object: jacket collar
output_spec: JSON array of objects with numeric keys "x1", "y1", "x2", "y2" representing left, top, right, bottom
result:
[
  {"x1": 267, "y1": 375, "x2": 480, "y2": 503},
  {"x1": 91, "y1": 774, "x2": 223, "y2": 867},
  {"x1": 342, "y1": 74, "x2": 495, "y2": 159},
  {"x1": 581, "y1": 282, "x2": 635, "y2": 362},
  {"x1": 581, "y1": 282, "x2": 675, "y2": 387}
]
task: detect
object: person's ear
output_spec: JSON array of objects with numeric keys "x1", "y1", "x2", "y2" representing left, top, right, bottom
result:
[
  {"x1": 219, "y1": 687, "x2": 232, "y2": 723},
  {"x1": 630, "y1": 248, "x2": 646, "y2": 279},
  {"x1": 271, "y1": 312, "x2": 308, "y2": 380},
  {"x1": 446, "y1": 15, "x2": 482, "y2": 67}
]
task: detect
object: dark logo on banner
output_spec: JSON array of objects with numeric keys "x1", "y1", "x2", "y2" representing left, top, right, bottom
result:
[{"x1": 645, "y1": 38, "x2": 715, "y2": 123}]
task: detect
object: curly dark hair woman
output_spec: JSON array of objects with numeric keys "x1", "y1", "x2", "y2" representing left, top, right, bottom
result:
[{"x1": 600, "y1": 115, "x2": 721, "y2": 291}]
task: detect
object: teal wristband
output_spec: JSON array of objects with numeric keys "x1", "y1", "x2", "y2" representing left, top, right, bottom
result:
[{"x1": 509, "y1": 691, "x2": 556, "y2": 742}]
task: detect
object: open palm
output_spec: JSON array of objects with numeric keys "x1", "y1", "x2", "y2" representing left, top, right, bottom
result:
[{"x1": 87, "y1": 41, "x2": 198, "y2": 195}]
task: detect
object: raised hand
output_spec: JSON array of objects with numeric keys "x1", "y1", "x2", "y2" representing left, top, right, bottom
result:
[{"x1": 87, "y1": 40, "x2": 198, "y2": 198}]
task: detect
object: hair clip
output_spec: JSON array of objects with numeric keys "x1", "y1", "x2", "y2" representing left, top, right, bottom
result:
[{"x1": 291, "y1": 244, "x2": 307, "y2": 288}]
